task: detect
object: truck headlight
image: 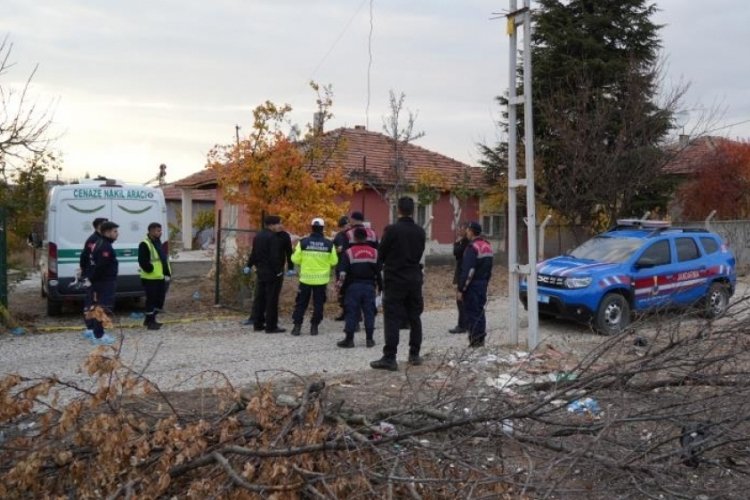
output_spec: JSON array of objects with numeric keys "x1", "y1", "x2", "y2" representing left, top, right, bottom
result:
[{"x1": 565, "y1": 276, "x2": 592, "y2": 289}]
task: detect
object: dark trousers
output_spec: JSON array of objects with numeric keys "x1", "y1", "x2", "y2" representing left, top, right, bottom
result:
[
  {"x1": 292, "y1": 283, "x2": 327, "y2": 326},
  {"x1": 83, "y1": 287, "x2": 96, "y2": 330},
  {"x1": 91, "y1": 280, "x2": 116, "y2": 338},
  {"x1": 464, "y1": 280, "x2": 488, "y2": 343},
  {"x1": 142, "y1": 279, "x2": 166, "y2": 324},
  {"x1": 252, "y1": 276, "x2": 283, "y2": 329},
  {"x1": 382, "y1": 279, "x2": 423, "y2": 359},
  {"x1": 344, "y1": 282, "x2": 376, "y2": 340},
  {"x1": 456, "y1": 295, "x2": 467, "y2": 329}
]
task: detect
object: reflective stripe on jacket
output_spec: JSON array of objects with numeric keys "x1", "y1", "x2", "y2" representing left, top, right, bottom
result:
[
  {"x1": 139, "y1": 237, "x2": 170, "y2": 280},
  {"x1": 291, "y1": 233, "x2": 338, "y2": 285}
]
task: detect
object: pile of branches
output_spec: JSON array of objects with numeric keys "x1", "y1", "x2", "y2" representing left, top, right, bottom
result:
[{"x1": 1, "y1": 298, "x2": 750, "y2": 498}]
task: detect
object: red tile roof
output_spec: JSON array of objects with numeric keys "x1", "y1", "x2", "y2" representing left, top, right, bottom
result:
[
  {"x1": 173, "y1": 169, "x2": 218, "y2": 188},
  {"x1": 662, "y1": 136, "x2": 735, "y2": 175},
  {"x1": 321, "y1": 127, "x2": 484, "y2": 189},
  {"x1": 172, "y1": 127, "x2": 485, "y2": 192},
  {"x1": 161, "y1": 184, "x2": 217, "y2": 201}
]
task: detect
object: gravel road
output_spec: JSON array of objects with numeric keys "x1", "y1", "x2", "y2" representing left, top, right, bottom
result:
[{"x1": 0, "y1": 295, "x2": 592, "y2": 395}]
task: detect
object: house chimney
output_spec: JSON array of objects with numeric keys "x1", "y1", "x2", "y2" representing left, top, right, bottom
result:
[
  {"x1": 354, "y1": 125, "x2": 366, "y2": 130},
  {"x1": 679, "y1": 134, "x2": 690, "y2": 147},
  {"x1": 313, "y1": 112, "x2": 324, "y2": 134}
]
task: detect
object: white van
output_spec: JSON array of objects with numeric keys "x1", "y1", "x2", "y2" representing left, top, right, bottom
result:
[{"x1": 40, "y1": 178, "x2": 168, "y2": 316}]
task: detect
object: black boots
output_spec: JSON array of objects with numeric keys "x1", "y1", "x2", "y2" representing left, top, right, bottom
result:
[
  {"x1": 291, "y1": 324, "x2": 302, "y2": 336},
  {"x1": 144, "y1": 315, "x2": 161, "y2": 330},
  {"x1": 310, "y1": 324, "x2": 319, "y2": 336},
  {"x1": 370, "y1": 357, "x2": 398, "y2": 371},
  {"x1": 336, "y1": 339, "x2": 355, "y2": 348}
]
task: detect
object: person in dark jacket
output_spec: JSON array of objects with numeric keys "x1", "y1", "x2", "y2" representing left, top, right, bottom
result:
[
  {"x1": 87, "y1": 221, "x2": 120, "y2": 345},
  {"x1": 458, "y1": 222, "x2": 494, "y2": 347},
  {"x1": 244, "y1": 215, "x2": 287, "y2": 333},
  {"x1": 370, "y1": 197, "x2": 426, "y2": 371},
  {"x1": 450, "y1": 222, "x2": 470, "y2": 334},
  {"x1": 332, "y1": 216, "x2": 349, "y2": 321},
  {"x1": 336, "y1": 227, "x2": 383, "y2": 349},
  {"x1": 79, "y1": 217, "x2": 108, "y2": 339},
  {"x1": 138, "y1": 222, "x2": 171, "y2": 330},
  {"x1": 344, "y1": 211, "x2": 379, "y2": 250}
]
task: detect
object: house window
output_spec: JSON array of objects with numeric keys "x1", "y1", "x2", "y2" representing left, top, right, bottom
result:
[
  {"x1": 482, "y1": 214, "x2": 504, "y2": 238},
  {"x1": 391, "y1": 196, "x2": 431, "y2": 236}
]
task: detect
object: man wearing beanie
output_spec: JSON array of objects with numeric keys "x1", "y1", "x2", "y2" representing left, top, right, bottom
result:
[
  {"x1": 290, "y1": 218, "x2": 338, "y2": 336},
  {"x1": 458, "y1": 221, "x2": 494, "y2": 347},
  {"x1": 244, "y1": 215, "x2": 287, "y2": 334}
]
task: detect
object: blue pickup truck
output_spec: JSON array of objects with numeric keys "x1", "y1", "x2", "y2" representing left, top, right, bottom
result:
[{"x1": 520, "y1": 220, "x2": 737, "y2": 334}]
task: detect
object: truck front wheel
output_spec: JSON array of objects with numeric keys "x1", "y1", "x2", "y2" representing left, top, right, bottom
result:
[{"x1": 594, "y1": 293, "x2": 630, "y2": 335}]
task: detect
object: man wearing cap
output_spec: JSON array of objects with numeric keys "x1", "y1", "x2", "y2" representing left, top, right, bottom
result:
[
  {"x1": 244, "y1": 215, "x2": 287, "y2": 334},
  {"x1": 290, "y1": 218, "x2": 338, "y2": 336},
  {"x1": 370, "y1": 197, "x2": 426, "y2": 371},
  {"x1": 79, "y1": 217, "x2": 108, "y2": 340},
  {"x1": 336, "y1": 227, "x2": 383, "y2": 348},
  {"x1": 86, "y1": 221, "x2": 120, "y2": 345},
  {"x1": 458, "y1": 222, "x2": 494, "y2": 347},
  {"x1": 332, "y1": 216, "x2": 350, "y2": 321}
]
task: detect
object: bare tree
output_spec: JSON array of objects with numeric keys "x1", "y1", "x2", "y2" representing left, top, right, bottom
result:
[
  {"x1": 382, "y1": 89, "x2": 424, "y2": 203},
  {"x1": 0, "y1": 36, "x2": 54, "y2": 180}
]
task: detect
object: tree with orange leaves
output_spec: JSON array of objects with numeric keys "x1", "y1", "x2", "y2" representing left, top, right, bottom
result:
[
  {"x1": 207, "y1": 83, "x2": 357, "y2": 235},
  {"x1": 677, "y1": 140, "x2": 750, "y2": 220}
]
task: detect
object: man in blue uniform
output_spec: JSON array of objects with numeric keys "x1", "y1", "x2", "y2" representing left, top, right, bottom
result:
[
  {"x1": 79, "y1": 217, "x2": 108, "y2": 340},
  {"x1": 336, "y1": 227, "x2": 382, "y2": 348},
  {"x1": 458, "y1": 222, "x2": 494, "y2": 347},
  {"x1": 87, "y1": 221, "x2": 120, "y2": 345}
]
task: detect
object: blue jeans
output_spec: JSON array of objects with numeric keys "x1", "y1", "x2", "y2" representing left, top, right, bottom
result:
[{"x1": 344, "y1": 281, "x2": 376, "y2": 339}]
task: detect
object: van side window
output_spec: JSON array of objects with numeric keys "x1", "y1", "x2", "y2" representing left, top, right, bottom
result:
[
  {"x1": 700, "y1": 237, "x2": 719, "y2": 255},
  {"x1": 676, "y1": 237, "x2": 700, "y2": 262},
  {"x1": 638, "y1": 240, "x2": 671, "y2": 266}
]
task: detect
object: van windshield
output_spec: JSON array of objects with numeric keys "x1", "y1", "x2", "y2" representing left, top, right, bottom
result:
[{"x1": 569, "y1": 236, "x2": 643, "y2": 263}]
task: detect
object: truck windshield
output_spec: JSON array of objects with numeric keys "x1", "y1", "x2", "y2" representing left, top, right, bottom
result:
[{"x1": 569, "y1": 236, "x2": 643, "y2": 263}]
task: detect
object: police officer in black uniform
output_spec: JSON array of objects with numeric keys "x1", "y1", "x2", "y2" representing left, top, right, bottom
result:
[
  {"x1": 244, "y1": 215, "x2": 286, "y2": 334},
  {"x1": 370, "y1": 197, "x2": 426, "y2": 371},
  {"x1": 336, "y1": 227, "x2": 383, "y2": 348}
]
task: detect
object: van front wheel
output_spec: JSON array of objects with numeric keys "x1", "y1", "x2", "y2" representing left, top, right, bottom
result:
[{"x1": 47, "y1": 298, "x2": 62, "y2": 316}]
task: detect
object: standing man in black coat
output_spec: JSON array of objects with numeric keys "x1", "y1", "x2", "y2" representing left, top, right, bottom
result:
[
  {"x1": 450, "y1": 222, "x2": 469, "y2": 334},
  {"x1": 332, "y1": 216, "x2": 349, "y2": 321},
  {"x1": 370, "y1": 197, "x2": 426, "y2": 371},
  {"x1": 243, "y1": 215, "x2": 286, "y2": 334},
  {"x1": 138, "y1": 222, "x2": 171, "y2": 330}
]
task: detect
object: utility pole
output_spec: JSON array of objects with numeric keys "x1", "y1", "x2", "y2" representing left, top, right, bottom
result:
[{"x1": 506, "y1": 0, "x2": 539, "y2": 349}]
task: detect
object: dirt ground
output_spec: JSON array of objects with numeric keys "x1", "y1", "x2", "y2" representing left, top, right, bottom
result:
[{"x1": 7, "y1": 263, "x2": 508, "y2": 330}]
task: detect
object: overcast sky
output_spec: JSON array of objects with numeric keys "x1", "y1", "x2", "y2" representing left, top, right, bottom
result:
[{"x1": 2, "y1": 0, "x2": 748, "y2": 184}]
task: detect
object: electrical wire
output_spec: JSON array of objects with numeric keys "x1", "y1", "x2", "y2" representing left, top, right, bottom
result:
[{"x1": 309, "y1": 0, "x2": 369, "y2": 79}]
